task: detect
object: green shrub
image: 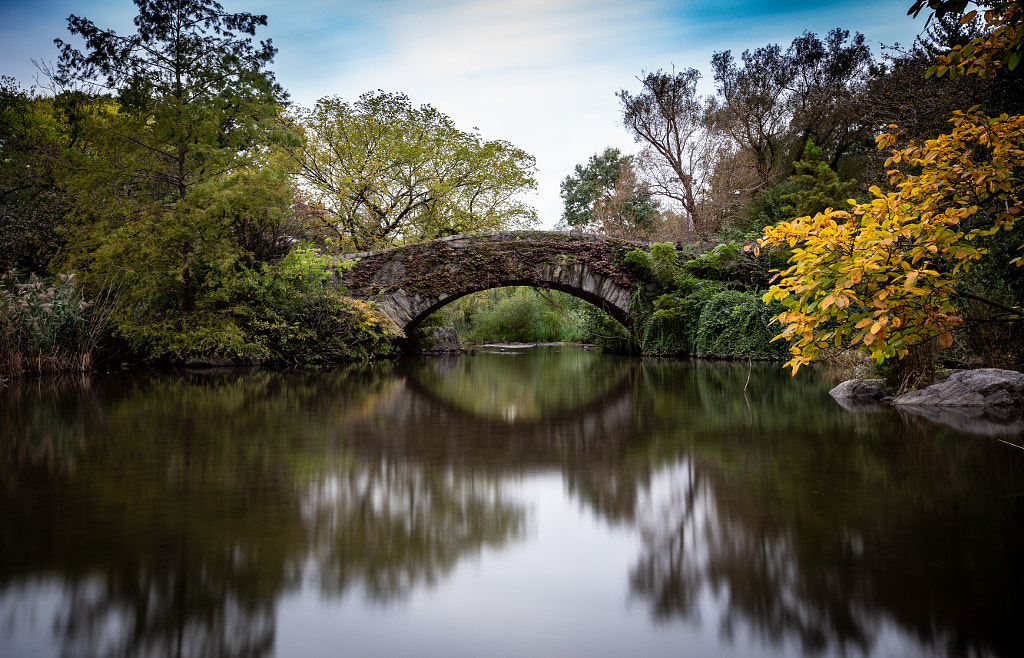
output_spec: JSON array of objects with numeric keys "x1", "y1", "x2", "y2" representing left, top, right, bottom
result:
[
  {"x1": 112, "y1": 245, "x2": 401, "y2": 362},
  {"x1": 693, "y1": 290, "x2": 788, "y2": 359},
  {"x1": 682, "y1": 243, "x2": 742, "y2": 279},
  {"x1": 436, "y1": 287, "x2": 589, "y2": 344},
  {"x1": 622, "y1": 248, "x2": 654, "y2": 279},
  {"x1": 467, "y1": 288, "x2": 565, "y2": 343},
  {"x1": 649, "y1": 242, "x2": 681, "y2": 287},
  {"x1": 639, "y1": 275, "x2": 726, "y2": 355}
]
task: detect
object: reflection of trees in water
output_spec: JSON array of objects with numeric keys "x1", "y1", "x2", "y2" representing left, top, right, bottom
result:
[
  {"x1": 628, "y1": 428, "x2": 1024, "y2": 658},
  {"x1": 0, "y1": 368, "x2": 526, "y2": 657},
  {"x1": 2, "y1": 358, "x2": 1023, "y2": 657},
  {"x1": 388, "y1": 356, "x2": 653, "y2": 526},
  {"x1": 402, "y1": 348, "x2": 636, "y2": 421},
  {"x1": 303, "y1": 462, "x2": 524, "y2": 603},
  {"x1": 51, "y1": 569, "x2": 276, "y2": 658},
  {"x1": 0, "y1": 373, "x2": 100, "y2": 475},
  {"x1": 631, "y1": 462, "x2": 872, "y2": 654}
]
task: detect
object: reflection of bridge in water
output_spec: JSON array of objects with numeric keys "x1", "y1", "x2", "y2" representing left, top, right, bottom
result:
[{"x1": 341, "y1": 358, "x2": 640, "y2": 468}]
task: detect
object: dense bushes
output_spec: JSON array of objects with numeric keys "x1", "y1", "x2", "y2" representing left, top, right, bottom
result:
[
  {"x1": 2, "y1": 246, "x2": 403, "y2": 379},
  {"x1": 436, "y1": 287, "x2": 586, "y2": 344},
  {"x1": 110, "y1": 246, "x2": 402, "y2": 363},
  {"x1": 621, "y1": 243, "x2": 787, "y2": 359},
  {"x1": 693, "y1": 291, "x2": 788, "y2": 359}
]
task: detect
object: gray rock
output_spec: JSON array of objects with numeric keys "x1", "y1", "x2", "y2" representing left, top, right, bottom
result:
[
  {"x1": 829, "y1": 378, "x2": 887, "y2": 400},
  {"x1": 415, "y1": 326, "x2": 461, "y2": 353},
  {"x1": 893, "y1": 368, "x2": 1024, "y2": 407}
]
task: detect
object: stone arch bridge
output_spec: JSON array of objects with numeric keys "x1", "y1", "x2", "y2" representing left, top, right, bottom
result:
[{"x1": 339, "y1": 231, "x2": 646, "y2": 331}]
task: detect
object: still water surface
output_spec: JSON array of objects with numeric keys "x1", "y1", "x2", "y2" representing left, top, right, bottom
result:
[{"x1": 1, "y1": 346, "x2": 1022, "y2": 657}]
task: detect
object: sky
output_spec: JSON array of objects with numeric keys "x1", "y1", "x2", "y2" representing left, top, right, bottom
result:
[{"x1": 0, "y1": 0, "x2": 932, "y2": 228}]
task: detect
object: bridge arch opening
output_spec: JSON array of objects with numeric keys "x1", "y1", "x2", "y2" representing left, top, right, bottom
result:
[{"x1": 404, "y1": 282, "x2": 633, "y2": 333}]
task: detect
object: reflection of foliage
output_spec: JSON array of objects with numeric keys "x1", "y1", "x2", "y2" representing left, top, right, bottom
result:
[
  {"x1": 0, "y1": 374, "x2": 95, "y2": 477},
  {"x1": 2, "y1": 353, "x2": 1024, "y2": 657},
  {"x1": 304, "y1": 466, "x2": 524, "y2": 602},
  {"x1": 627, "y1": 359, "x2": 1024, "y2": 658},
  {"x1": 0, "y1": 368, "x2": 525, "y2": 655},
  {"x1": 565, "y1": 463, "x2": 652, "y2": 527}
]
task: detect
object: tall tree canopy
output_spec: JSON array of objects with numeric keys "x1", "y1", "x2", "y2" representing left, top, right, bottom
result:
[
  {"x1": 708, "y1": 45, "x2": 792, "y2": 186},
  {"x1": 617, "y1": 69, "x2": 712, "y2": 230},
  {"x1": 709, "y1": 29, "x2": 873, "y2": 184},
  {"x1": 287, "y1": 91, "x2": 537, "y2": 252},
  {"x1": 52, "y1": 0, "x2": 303, "y2": 358},
  {"x1": 55, "y1": 0, "x2": 283, "y2": 204}
]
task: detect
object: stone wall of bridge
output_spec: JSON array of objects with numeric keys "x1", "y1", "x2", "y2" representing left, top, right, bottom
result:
[{"x1": 339, "y1": 231, "x2": 645, "y2": 331}]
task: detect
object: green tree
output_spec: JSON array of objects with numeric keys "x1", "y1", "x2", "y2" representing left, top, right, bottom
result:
[
  {"x1": 55, "y1": 0, "x2": 283, "y2": 205},
  {"x1": 55, "y1": 0, "x2": 285, "y2": 295},
  {"x1": 780, "y1": 141, "x2": 856, "y2": 219},
  {"x1": 0, "y1": 78, "x2": 73, "y2": 272},
  {"x1": 559, "y1": 147, "x2": 658, "y2": 237},
  {"x1": 864, "y1": 36, "x2": 990, "y2": 149},
  {"x1": 51, "y1": 0, "x2": 322, "y2": 359},
  {"x1": 287, "y1": 91, "x2": 537, "y2": 252}
]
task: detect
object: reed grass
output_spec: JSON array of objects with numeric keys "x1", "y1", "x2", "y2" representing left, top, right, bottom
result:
[{"x1": 0, "y1": 272, "x2": 115, "y2": 381}]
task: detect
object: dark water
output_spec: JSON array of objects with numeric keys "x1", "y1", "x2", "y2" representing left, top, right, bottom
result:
[{"x1": 1, "y1": 346, "x2": 1023, "y2": 658}]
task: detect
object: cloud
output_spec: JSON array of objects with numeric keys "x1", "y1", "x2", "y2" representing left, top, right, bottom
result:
[
  {"x1": 2, "y1": 0, "x2": 930, "y2": 228},
  {"x1": 275, "y1": 0, "x2": 675, "y2": 225}
]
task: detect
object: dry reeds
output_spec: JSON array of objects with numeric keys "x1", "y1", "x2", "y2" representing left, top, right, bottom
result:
[{"x1": 0, "y1": 272, "x2": 115, "y2": 380}]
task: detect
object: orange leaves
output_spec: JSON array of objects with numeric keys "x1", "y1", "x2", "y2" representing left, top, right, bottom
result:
[{"x1": 758, "y1": 109, "x2": 1023, "y2": 374}]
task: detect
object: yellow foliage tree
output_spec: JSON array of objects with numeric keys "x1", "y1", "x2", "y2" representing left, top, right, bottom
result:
[
  {"x1": 760, "y1": 111, "x2": 1024, "y2": 373},
  {"x1": 759, "y1": 2, "x2": 1024, "y2": 375}
]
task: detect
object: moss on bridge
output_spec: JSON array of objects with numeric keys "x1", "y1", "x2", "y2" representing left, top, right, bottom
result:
[{"x1": 340, "y1": 231, "x2": 647, "y2": 330}]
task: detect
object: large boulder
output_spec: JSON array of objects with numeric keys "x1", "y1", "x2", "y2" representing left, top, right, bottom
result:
[
  {"x1": 829, "y1": 378, "x2": 887, "y2": 400},
  {"x1": 893, "y1": 368, "x2": 1024, "y2": 407}
]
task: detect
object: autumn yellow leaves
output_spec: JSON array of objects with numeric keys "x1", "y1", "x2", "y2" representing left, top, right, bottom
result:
[{"x1": 759, "y1": 111, "x2": 1024, "y2": 373}]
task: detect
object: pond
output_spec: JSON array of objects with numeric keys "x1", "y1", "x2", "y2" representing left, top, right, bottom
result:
[{"x1": 1, "y1": 346, "x2": 1022, "y2": 657}]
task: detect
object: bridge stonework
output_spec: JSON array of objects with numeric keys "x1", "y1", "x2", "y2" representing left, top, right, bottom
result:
[{"x1": 339, "y1": 231, "x2": 643, "y2": 331}]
